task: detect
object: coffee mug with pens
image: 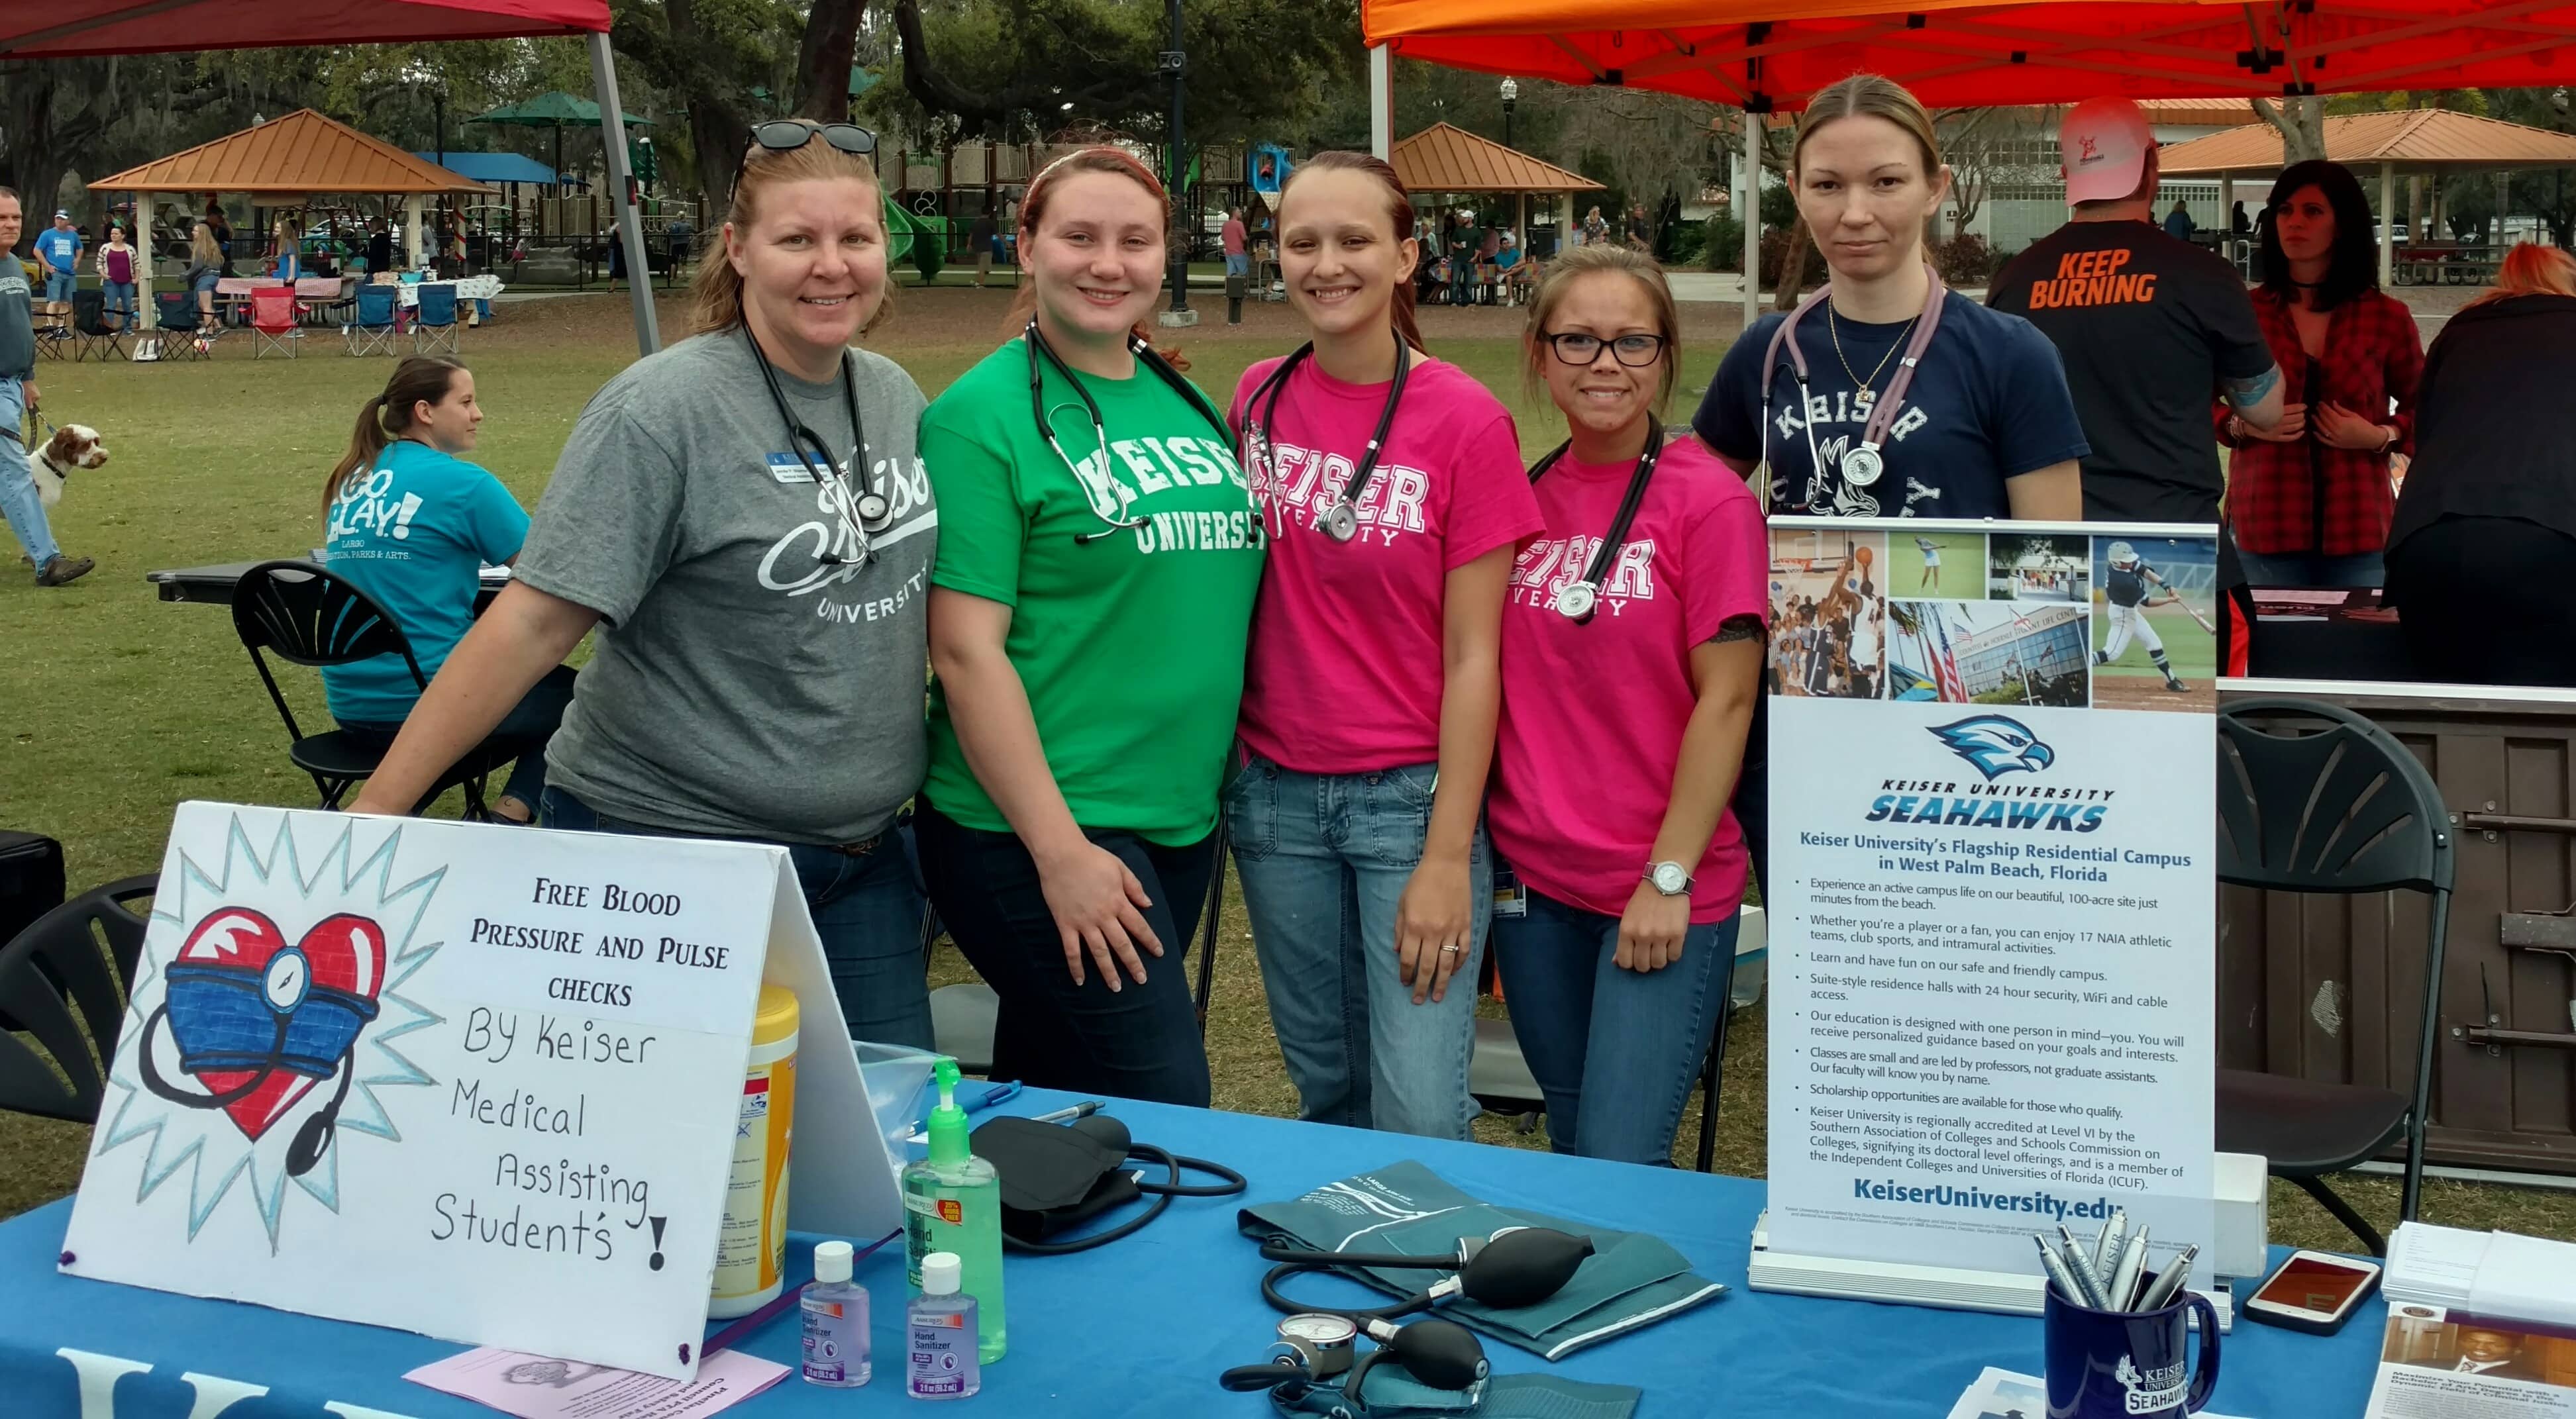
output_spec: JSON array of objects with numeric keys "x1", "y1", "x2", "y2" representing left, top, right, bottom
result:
[{"x1": 2035, "y1": 1213, "x2": 2221, "y2": 1419}]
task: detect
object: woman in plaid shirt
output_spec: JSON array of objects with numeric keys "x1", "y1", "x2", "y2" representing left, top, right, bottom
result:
[{"x1": 2216, "y1": 160, "x2": 2422, "y2": 587}]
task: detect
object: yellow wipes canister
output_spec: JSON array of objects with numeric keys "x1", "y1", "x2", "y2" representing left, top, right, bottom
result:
[{"x1": 709, "y1": 985, "x2": 798, "y2": 1318}]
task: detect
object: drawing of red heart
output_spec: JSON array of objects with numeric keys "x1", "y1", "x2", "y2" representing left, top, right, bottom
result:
[{"x1": 162, "y1": 908, "x2": 387, "y2": 1142}]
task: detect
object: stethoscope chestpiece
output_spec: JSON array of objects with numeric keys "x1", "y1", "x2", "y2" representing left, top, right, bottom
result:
[
  {"x1": 1318, "y1": 502, "x2": 1360, "y2": 543},
  {"x1": 1841, "y1": 443, "x2": 1886, "y2": 488},
  {"x1": 1553, "y1": 581, "x2": 1598, "y2": 623}
]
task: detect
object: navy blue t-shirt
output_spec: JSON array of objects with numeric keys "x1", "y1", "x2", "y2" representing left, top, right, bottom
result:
[{"x1": 1695, "y1": 292, "x2": 2088, "y2": 519}]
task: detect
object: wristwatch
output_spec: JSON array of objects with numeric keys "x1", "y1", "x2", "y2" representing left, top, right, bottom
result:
[{"x1": 1645, "y1": 861, "x2": 1693, "y2": 897}]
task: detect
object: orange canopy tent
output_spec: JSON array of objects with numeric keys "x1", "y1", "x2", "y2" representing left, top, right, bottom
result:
[
  {"x1": 2, "y1": 0, "x2": 662, "y2": 354},
  {"x1": 1361, "y1": 0, "x2": 2576, "y2": 318},
  {"x1": 1361, "y1": 0, "x2": 2576, "y2": 111}
]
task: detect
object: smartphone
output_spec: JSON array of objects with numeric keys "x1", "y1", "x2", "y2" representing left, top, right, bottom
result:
[{"x1": 2242, "y1": 1249, "x2": 2383, "y2": 1335}]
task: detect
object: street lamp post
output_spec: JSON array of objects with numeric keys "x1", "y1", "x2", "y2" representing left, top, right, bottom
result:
[
  {"x1": 1159, "y1": 0, "x2": 1196, "y2": 324},
  {"x1": 1500, "y1": 77, "x2": 1519, "y2": 150}
]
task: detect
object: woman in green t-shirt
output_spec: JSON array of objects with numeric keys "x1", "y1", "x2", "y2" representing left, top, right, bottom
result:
[{"x1": 917, "y1": 148, "x2": 1262, "y2": 1106}]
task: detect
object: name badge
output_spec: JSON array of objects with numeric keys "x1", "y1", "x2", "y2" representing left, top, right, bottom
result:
[{"x1": 765, "y1": 452, "x2": 816, "y2": 484}]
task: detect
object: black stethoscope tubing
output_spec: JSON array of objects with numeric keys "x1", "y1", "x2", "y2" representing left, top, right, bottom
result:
[
  {"x1": 999, "y1": 1142, "x2": 1246, "y2": 1254},
  {"x1": 747, "y1": 328, "x2": 889, "y2": 563},
  {"x1": 1525, "y1": 414, "x2": 1665, "y2": 624},
  {"x1": 1757, "y1": 265, "x2": 1947, "y2": 499},
  {"x1": 1240, "y1": 330, "x2": 1411, "y2": 543},
  {"x1": 1022, "y1": 320, "x2": 1234, "y2": 544}
]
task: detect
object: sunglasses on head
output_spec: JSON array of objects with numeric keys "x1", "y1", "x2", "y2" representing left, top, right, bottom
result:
[{"x1": 747, "y1": 121, "x2": 878, "y2": 158}]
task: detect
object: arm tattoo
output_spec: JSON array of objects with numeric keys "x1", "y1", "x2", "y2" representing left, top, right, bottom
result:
[
  {"x1": 2222, "y1": 364, "x2": 2281, "y2": 411},
  {"x1": 1712, "y1": 614, "x2": 1767, "y2": 645}
]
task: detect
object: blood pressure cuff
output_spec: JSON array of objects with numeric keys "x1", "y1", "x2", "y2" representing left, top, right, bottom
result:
[
  {"x1": 1267, "y1": 1369, "x2": 1641, "y2": 1419},
  {"x1": 1239, "y1": 1161, "x2": 1725, "y2": 1361},
  {"x1": 971, "y1": 1114, "x2": 1144, "y2": 1242}
]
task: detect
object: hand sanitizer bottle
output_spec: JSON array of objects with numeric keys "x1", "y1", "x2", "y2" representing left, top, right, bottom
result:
[
  {"x1": 900, "y1": 1057, "x2": 1005, "y2": 1361},
  {"x1": 907, "y1": 1251, "x2": 982, "y2": 1400},
  {"x1": 799, "y1": 1240, "x2": 869, "y2": 1387}
]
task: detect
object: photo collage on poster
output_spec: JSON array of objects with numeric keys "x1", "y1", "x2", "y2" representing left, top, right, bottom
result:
[{"x1": 1766, "y1": 527, "x2": 2220, "y2": 713}]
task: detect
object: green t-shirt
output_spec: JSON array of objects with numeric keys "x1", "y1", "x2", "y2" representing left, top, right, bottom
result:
[{"x1": 922, "y1": 338, "x2": 1265, "y2": 845}]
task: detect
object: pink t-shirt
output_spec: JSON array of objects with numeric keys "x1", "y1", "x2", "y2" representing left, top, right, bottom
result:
[
  {"x1": 1222, "y1": 218, "x2": 1247, "y2": 257},
  {"x1": 1232, "y1": 354, "x2": 1544, "y2": 774},
  {"x1": 1489, "y1": 434, "x2": 1769, "y2": 924}
]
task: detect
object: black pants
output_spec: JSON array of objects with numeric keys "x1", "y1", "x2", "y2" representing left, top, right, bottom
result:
[
  {"x1": 916, "y1": 799, "x2": 1217, "y2": 1106},
  {"x1": 2386, "y1": 516, "x2": 2576, "y2": 688}
]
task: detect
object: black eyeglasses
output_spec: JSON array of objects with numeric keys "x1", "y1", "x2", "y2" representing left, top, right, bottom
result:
[
  {"x1": 1541, "y1": 332, "x2": 1669, "y2": 367},
  {"x1": 748, "y1": 121, "x2": 878, "y2": 158}
]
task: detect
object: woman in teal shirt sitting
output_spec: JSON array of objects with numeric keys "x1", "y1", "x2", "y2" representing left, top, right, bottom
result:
[{"x1": 321, "y1": 357, "x2": 574, "y2": 822}]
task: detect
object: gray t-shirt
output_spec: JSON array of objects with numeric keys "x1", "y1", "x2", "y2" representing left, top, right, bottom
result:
[
  {"x1": 515, "y1": 331, "x2": 937, "y2": 844},
  {"x1": 0, "y1": 264, "x2": 32, "y2": 380}
]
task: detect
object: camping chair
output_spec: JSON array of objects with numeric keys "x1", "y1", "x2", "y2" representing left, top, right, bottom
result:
[
  {"x1": 0, "y1": 875, "x2": 156, "y2": 1124},
  {"x1": 2214, "y1": 697, "x2": 2455, "y2": 1256},
  {"x1": 344, "y1": 285, "x2": 399, "y2": 356},
  {"x1": 248, "y1": 286, "x2": 301, "y2": 359},
  {"x1": 413, "y1": 283, "x2": 460, "y2": 356},
  {"x1": 927, "y1": 812, "x2": 1230, "y2": 1072},
  {"x1": 229, "y1": 562, "x2": 511, "y2": 819},
  {"x1": 69, "y1": 290, "x2": 127, "y2": 363},
  {"x1": 143, "y1": 292, "x2": 210, "y2": 362}
]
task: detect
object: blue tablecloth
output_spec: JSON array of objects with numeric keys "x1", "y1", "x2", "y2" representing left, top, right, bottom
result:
[{"x1": 2, "y1": 1089, "x2": 2378, "y2": 1417}]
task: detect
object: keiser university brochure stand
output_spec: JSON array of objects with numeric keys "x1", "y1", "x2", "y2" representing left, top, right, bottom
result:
[
  {"x1": 1745, "y1": 517, "x2": 2262, "y2": 1325},
  {"x1": 57, "y1": 803, "x2": 907, "y2": 1380}
]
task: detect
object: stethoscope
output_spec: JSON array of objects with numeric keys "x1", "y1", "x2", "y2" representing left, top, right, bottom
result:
[
  {"x1": 1525, "y1": 415, "x2": 1665, "y2": 624},
  {"x1": 136, "y1": 949, "x2": 376, "y2": 1179},
  {"x1": 1022, "y1": 320, "x2": 1234, "y2": 544},
  {"x1": 1255, "y1": 1225, "x2": 1595, "y2": 1325},
  {"x1": 748, "y1": 328, "x2": 890, "y2": 565},
  {"x1": 1757, "y1": 264, "x2": 1947, "y2": 499},
  {"x1": 1239, "y1": 330, "x2": 1412, "y2": 543}
]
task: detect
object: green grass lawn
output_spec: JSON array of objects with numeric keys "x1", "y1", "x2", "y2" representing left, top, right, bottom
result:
[{"x1": 5, "y1": 290, "x2": 2570, "y2": 1258}]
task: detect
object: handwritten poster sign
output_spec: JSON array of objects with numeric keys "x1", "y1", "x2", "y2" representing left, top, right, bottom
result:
[
  {"x1": 60, "y1": 803, "x2": 903, "y2": 1379},
  {"x1": 1761, "y1": 518, "x2": 2220, "y2": 1291}
]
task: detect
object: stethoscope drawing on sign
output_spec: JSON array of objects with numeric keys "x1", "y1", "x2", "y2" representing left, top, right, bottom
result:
[
  {"x1": 1757, "y1": 264, "x2": 1947, "y2": 504},
  {"x1": 1524, "y1": 415, "x2": 1665, "y2": 624},
  {"x1": 137, "y1": 937, "x2": 381, "y2": 1179},
  {"x1": 748, "y1": 328, "x2": 893, "y2": 565},
  {"x1": 1023, "y1": 320, "x2": 1235, "y2": 544},
  {"x1": 1239, "y1": 330, "x2": 1412, "y2": 543}
]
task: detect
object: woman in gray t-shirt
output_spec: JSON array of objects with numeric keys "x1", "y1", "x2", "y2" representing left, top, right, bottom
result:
[{"x1": 350, "y1": 121, "x2": 941, "y2": 1051}]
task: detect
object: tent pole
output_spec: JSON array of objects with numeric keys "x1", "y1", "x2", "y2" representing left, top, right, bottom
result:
[
  {"x1": 590, "y1": 30, "x2": 660, "y2": 357},
  {"x1": 1370, "y1": 46, "x2": 1392, "y2": 160},
  {"x1": 2220, "y1": 172, "x2": 2235, "y2": 273},
  {"x1": 1743, "y1": 109, "x2": 1761, "y2": 328},
  {"x1": 133, "y1": 190, "x2": 155, "y2": 332},
  {"x1": 2379, "y1": 162, "x2": 2395, "y2": 290}
]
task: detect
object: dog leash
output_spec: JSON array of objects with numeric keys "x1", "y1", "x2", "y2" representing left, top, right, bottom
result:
[{"x1": 4, "y1": 410, "x2": 58, "y2": 448}]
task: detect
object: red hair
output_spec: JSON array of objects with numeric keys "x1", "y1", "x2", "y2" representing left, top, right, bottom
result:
[
  {"x1": 1278, "y1": 151, "x2": 1428, "y2": 354},
  {"x1": 1007, "y1": 146, "x2": 1188, "y2": 369}
]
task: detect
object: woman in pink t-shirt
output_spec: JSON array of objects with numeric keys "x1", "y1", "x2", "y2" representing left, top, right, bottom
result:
[
  {"x1": 1488, "y1": 244, "x2": 1769, "y2": 1165},
  {"x1": 1224, "y1": 152, "x2": 1544, "y2": 1141}
]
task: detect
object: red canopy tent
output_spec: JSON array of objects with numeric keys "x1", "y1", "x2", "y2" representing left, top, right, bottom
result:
[
  {"x1": 1, "y1": 0, "x2": 663, "y2": 354},
  {"x1": 1361, "y1": 0, "x2": 2576, "y2": 318}
]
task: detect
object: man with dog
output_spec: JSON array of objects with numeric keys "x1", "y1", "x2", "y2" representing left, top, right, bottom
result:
[{"x1": 0, "y1": 187, "x2": 95, "y2": 587}]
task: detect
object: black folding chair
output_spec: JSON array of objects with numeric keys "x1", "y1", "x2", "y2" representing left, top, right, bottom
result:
[
  {"x1": 70, "y1": 289, "x2": 128, "y2": 363},
  {"x1": 2214, "y1": 696, "x2": 2455, "y2": 1255},
  {"x1": 230, "y1": 561, "x2": 511, "y2": 818},
  {"x1": 0, "y1": 875, "x2": 156, "y2": 1124}
]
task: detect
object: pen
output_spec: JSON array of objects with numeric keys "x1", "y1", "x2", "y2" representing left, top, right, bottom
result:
[
  {"x1": 2135, "y1": 1244, "x2": 2199, "y2": 1312},
  {"x1": 2095, "y1": 1210, "x2": 2128, "y2": 1277},
  {"x1": 2058, "y1": 1224, "x2": 2112, "y2": 1308},
  {"x1": 2107, "y1": 1229, "x2": 2151, "y2": 1312},
  {"x1": 1030, "y1": 1101, "x2": 1104, "y2": 1124},
  {"x1": 2034, "y1": 1234, "x2": 2088, "y2": 1305}
]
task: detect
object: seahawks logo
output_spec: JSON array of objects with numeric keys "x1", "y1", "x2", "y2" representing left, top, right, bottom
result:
[{"x1": 1928, "y1": 715, "x2": 2056, "y2": 781}]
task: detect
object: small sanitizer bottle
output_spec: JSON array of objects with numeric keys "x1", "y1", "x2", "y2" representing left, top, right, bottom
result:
[
  {"x1": 907, "y1": 1251, "x2": 982, "y2": 1400},
  {"x1": 800, "y1": 1240, "x2": 870, "y2": 1388}
]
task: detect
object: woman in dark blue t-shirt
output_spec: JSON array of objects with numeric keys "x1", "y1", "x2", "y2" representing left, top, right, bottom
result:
[{"x1": 1696, "y1": 75, "x2": 2086, "y2": 521}]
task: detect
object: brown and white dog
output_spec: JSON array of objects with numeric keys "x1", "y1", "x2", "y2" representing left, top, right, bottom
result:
[{"x1": 29, "y1": 422, "x2": 108, "y2": 507}]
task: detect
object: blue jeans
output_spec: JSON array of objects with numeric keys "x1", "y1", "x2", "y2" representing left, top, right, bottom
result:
[
  {"x1": 2236, "y1": 549, "x2": 2384, "y2": 589},
  {"x1": 1226, "y1": 756, "x2": 1487, "y2": 1140},
  {"x1": 44, "y1": 271, "x2": 74, "y2": 303},
  {"x1": 0, "y1": 379, "x2": 61, "y2": 568},
  {"x1": 103, "y1": 282, "x2": 136, "y2": 317},
  {"x1": 1224, "y1": 253, "x2": 1249, "y2": 277},
  {"x1": 540, "y1": 786, "x2": 935, "y2": 1052},
  {"x1": 1492, "y1": 886, "x2": 1737, "y2": 1165}
]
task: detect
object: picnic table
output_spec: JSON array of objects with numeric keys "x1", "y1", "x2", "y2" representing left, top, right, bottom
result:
[
  {"x1": 2391, "y1": 242, "x2": 2504, "y2": 285},
  {"x1": 146, "y1": 560, "x2": 511, "y2": 610},
  {"x1": 209, "y1": 277, "x2": 352, "y2": 328}
]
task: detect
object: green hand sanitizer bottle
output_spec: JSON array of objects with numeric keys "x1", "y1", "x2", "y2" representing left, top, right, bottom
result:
[{"x1": 902, "y1": 1059, "x2": 1005, "y2": 1362}]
